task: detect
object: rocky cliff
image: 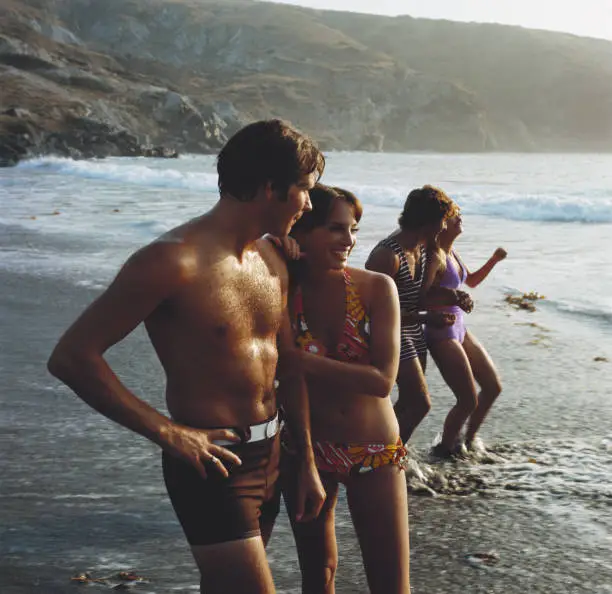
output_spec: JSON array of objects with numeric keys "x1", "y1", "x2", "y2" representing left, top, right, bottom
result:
[{"x1": 1, "y1": 0, "x2": 610, "y2": 164}]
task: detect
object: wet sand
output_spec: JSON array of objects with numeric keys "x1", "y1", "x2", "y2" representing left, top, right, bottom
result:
[{"x1": 1, "y1": 262, "x2": 611, "y2": 593}]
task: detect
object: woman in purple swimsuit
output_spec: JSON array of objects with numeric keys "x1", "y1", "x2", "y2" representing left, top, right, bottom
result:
[{"x1": 425, "y1": 210, "x2": 507, "y2": 456}]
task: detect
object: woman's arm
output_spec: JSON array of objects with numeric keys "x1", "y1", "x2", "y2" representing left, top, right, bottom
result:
[
  {"x1": 424, "y1": 247, "x2": 474, "y2": 313},
  {"x1": 465, "y1": 248, "x2": 507, "y2": 288},
  {"x1": 422, "y1": 246, "x2": 450, "y2": 306},
  {"x1": 301, "y1": 273, "x2": 400, "y2": 398}
]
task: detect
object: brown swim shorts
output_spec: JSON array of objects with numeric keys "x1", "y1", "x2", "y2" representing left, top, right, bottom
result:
[{"x1": 162, "y1": 425, "x2": 281, "y2": 546}]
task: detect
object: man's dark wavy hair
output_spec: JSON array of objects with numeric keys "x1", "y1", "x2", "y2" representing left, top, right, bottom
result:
[{"x1": 217, "y1": 119, "x2": 325, "y2": 201}]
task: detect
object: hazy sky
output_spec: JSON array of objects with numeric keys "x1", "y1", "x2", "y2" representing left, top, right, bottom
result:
[{"x1": 262, "y1": 0, "x2": 612, "y2": 41}]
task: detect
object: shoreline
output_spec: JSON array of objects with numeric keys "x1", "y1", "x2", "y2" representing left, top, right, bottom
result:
[
  {"x1": 6, "y1": 145, "x2": 612, "y2": 169},
  {"x1": 2, "y1": 157, "x2": 612, "y2": 593},
  {"x1": 1, "y1": 263, "x2": 611, "y2": 593}
]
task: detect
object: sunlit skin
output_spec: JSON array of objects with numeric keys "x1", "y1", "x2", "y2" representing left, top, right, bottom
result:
[
  {"x1": 46, "y1": 171, "x2": 325, "y2": 594},
  {"x1": 365, "y1": 213, "x2": 457, "y2": 445},
  {"x1": 282, "y1": 198, "x2": 411, "y2": 594},
  {"x1": 294, "y1": 202, "x2": 401, "y2": 442},
  {"x1": 427, "y1": 210, "x2": 506, "y2": 451}
]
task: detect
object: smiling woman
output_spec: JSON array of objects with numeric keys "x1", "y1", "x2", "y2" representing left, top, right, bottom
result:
[{"x1": 268, "y1": 183, "x2": 412, "y2": 594}]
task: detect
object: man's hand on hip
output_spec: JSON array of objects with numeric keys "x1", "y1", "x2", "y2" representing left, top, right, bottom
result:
[{"x1": 160, "y1": 423, "x2": 243, "y2": 479}]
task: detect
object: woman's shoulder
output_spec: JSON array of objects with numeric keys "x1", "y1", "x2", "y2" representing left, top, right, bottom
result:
[
  {"x1": 376, "y1": 232, "x2": 403, "y2": 251},
  {"x1": 428, "y1": 246, "x2": 448, "y2": 268},
  {"x1": 365, "y1": 240, "x2": 400, "y2": 275},
  {"x1": 347, "y1": 267, "x2": 398, "y2": 307}
]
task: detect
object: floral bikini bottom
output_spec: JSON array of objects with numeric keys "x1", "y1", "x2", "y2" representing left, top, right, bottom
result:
[{"x1": 311, "y1": 438, "x2": 409, "y2": 479}]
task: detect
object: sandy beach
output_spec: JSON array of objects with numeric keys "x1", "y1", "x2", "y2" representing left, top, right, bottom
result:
[{"x1": 1, "y1": 153, "x2": 611, "y2": 593}]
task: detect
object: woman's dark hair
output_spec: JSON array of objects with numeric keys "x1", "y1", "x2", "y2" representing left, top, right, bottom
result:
[
  {"x1": 398, "y1": 185, "x2": 458, "y2": 230},
  {"x1": 290, "y1": 183, "x2": 363, "y2": 235},
  {"x1": 217, "y1": 119, "x2": 325, "y2": 201},
  {"x1": 288, "y1": 184, "x2": 362, "y2": 284}
]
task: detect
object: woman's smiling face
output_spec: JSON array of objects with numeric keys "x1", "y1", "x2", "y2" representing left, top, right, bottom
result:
[{"x1": 295, "y1": 199, "x2": 359, "y2": 271}]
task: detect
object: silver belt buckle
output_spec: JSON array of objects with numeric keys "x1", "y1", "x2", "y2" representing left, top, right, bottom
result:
[{"x1": 265, "y1": 416, "x2": 278, "y2": 439}]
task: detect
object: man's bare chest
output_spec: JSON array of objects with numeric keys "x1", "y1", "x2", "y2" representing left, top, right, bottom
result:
[{"x1": 175, "y1": 265, "x2": 284, "y2": 338}]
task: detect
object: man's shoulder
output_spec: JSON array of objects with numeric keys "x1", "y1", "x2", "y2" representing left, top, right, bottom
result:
[
  {"x1": 156, "y1": 215, "x2": 232, "y2": 264},
  {"x1": 126, "y1": 235, "x2": 199, "y2": 285},
  {"x1": 256, "y1": 237, "x2": 289, "y2": 272}
]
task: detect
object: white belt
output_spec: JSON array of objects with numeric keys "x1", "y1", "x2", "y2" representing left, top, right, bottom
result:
[{"x1": 213, "y1": 412, "x2": 281, "y2": 446}]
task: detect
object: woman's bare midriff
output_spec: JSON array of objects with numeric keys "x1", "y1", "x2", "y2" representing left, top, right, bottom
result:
[{"x1": 308, "y1": 380, "x2": 400, "y2": 444}]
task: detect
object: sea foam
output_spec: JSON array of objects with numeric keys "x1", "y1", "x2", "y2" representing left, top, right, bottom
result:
[{"x1": 13, "y1": 156, "x2": 612, "y2": 224}]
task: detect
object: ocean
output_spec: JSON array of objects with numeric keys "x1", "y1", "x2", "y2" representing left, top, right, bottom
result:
[{"x1": 1, "y1": 152, "x2": 611, "y2": 593}]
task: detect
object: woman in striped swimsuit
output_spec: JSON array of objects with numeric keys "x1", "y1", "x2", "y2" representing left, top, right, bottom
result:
[{"x1": 366, "y1": 186, "x2": 460, "y2": 444}]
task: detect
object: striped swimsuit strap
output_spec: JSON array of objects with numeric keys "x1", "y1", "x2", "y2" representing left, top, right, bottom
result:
[{"x1": 378, "y1": 237, "x2": 425, "y2": 305}]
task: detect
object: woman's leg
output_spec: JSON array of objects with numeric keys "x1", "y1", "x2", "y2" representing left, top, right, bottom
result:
[
  {"x1": 283, "y1": 469, "x2": 340, "y2": 594},
  {"x1": 395, "y1": 355, "x2": 430, "y2": 443},
  {"x1": 462, "y1": 331, "x2": 502, "y2": 446},
  {"x1": 346, "y1": 465, "x2": 411, "y2": 594},
  {"x1": 428, "y1": 339, "x2": 478, "y2": 450}
]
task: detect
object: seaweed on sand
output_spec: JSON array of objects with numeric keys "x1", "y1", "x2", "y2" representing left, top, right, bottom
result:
[
  {"x1": 70, "y1": 570, "x2": 148, "y2": 589},
  {"x1": 504, "y1": 291, "x2": 546, "y2": 312}
]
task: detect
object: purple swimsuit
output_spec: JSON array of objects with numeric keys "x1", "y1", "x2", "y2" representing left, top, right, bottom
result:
[{"x1": 425, "y1": 250, "x2": 468, "y2": 345}]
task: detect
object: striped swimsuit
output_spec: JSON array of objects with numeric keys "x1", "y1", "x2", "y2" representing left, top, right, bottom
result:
[{"x1": 376, "y1": 236, "x2": 428, "y2": 361}]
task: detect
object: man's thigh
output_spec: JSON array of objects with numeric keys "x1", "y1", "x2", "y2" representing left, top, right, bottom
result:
[
  {"x1": 163, "y1": 435, "x2": 280, "y2": 547},
  {"x1": 191, "y1": 536, "x2": 275, "y2": 594}
]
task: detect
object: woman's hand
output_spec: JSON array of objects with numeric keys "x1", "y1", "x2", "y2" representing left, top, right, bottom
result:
[
  {"x1": 267, "y1": 235, "x2": 303, "y2": 260},
  {"x1": 426, "y1": 311, "x2": 456, "y2": 328},
  {"x1": 493, "y1": 247, "x2": 507, "y2": 262},
  {"x1": 455, "y1": 289, "x2": 474, "y2": 313}
]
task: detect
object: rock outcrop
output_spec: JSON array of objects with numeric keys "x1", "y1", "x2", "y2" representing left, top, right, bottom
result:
[{"x1": 1, "y1": 0, "x2": 611, "y2": 165}]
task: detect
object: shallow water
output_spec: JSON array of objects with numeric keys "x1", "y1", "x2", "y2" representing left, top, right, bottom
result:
[{"x1": 1, "y1": 153, "x2": 611, "y2": 593}]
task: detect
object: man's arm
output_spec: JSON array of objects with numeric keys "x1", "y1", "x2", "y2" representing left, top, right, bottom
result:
[
  {"x1": 276, "y1": 309, "x2": 325, "y2": 521},
  {"x1": 276, "y1": 311, "x2": 314, "y2": 463},
  {"x1": 257, "y1": 237, "x2": 325, "y2": 521},
  {"x1": 47, "y1": 241, "x2": 241, "y2": 478},
  {"x1": 301, "y1": 273, "x2": 400, "y2": 398}
]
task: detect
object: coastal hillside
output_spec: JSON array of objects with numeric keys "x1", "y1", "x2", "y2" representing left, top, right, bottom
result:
[
  {"x1": 319, "y1": 11, "x2": 612, "y2": 151},
  {"x1": 1, "y1": 0, "x2": 611, "y2": 163}
]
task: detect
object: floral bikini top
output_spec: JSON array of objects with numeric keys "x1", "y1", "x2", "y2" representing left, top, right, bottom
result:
[{"x1": 293, "y1": 269, "x2": 371, "y2": 364}]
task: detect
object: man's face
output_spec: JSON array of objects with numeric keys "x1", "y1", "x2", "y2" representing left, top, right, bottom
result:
[{"x1": 272, "y1": 173, "x2": 315, "y2": 237}]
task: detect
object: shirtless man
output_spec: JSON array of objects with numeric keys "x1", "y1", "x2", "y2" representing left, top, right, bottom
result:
[{"x1": 47, "y1": 119, "x2": 326, "y2": 594}]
